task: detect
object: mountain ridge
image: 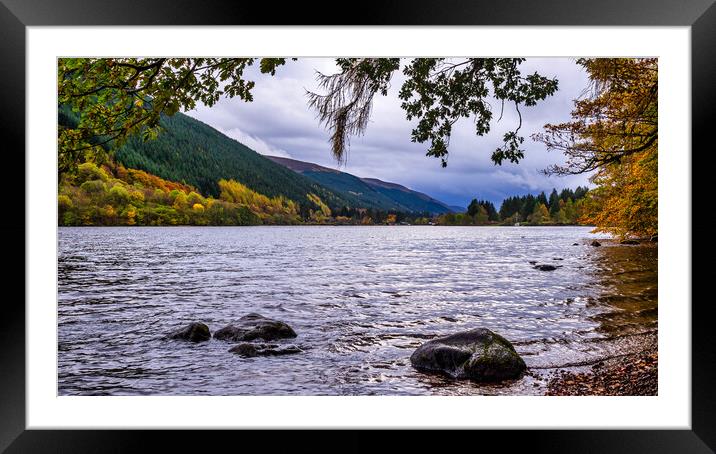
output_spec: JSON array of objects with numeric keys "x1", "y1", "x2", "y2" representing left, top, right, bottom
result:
[{"x1": 265, "y1": 156, "x2": 454, "y2": 214}]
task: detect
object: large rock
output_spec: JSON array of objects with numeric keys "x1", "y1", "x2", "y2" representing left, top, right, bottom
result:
[
  {"x1": 214, "y1": 313, "x2": 297, "y2": 342},
  {"x1": 410, "y1": 328, "x2": 526, "y2": 382},
  {"x1": 534, "y1": 264, "x2": 558, "y2": 271},
  {"x1": 166, "y1": 322, "x2": 211, "y2": 342},
  {"x1": 229, "y1": 343, "x2": 302, "y2": 357}
]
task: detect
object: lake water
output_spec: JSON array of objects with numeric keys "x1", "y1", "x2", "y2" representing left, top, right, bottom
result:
[{"x1": 58, "y1": 226, "x2": 657, "y2": 395}]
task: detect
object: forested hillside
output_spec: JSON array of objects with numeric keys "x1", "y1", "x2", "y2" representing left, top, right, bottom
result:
[
  {"x1": 59, "y1": 107, "x2": 359, "y2": 211},
  {"x1": 57, "y1": 161, "x2": 307, "y2": 226},
  {"x1": 116, "y1": 113, "x2": 365, "y2": 210}
]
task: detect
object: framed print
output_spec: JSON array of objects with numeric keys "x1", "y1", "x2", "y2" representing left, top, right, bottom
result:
[{"x1": 3, "y1": 0, "x2": 714, "y2": 451}]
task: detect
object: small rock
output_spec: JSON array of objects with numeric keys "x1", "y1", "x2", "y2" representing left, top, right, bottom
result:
[
  {"x1": 214, "y1": 313, "x2": 297, "y2": 342},
  {"x1": 572, "y1": 243, "x2": 579, "y2": 246},
  {"x1": 228, "y1": 343, "x2": 259, "y2": 357},
  {"x1": 534, "y1": 264, "x2": 558, "y2": 271},
  {"x1": 591, "y1": 241, "x2": 602, "y2": 247},
  {"x1": 650, "y1": 235, "x2": 658, "y2": 242},
  {"x1": 528, "y1": 260, "x2": 537, "y2": 265},
  {"x1": 410, "y1": 328, "x2": 526, "y2": 382},
  {"x1": 552, "y1": 258, "x2": 564, "y2": 260},
  {"x1": 166, "y1": 322, "x2": 211, "y2": 343},
  {"x1": 229, "y1": 343, "x2": 302, "y2": 357},
  {"x1": 620, "y1": 239, "x2": 640, "y2": 245}
]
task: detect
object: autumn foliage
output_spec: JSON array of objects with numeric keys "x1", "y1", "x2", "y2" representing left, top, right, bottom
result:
[
  {"x1": 535, "y1": 58, "x2": 658, "y2": 238},
  {"x1": 57, "y1": 162, "x2": 305, "y2": 226}
]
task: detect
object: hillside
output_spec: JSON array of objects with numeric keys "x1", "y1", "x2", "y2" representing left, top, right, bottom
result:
[
  {"x1": 59, "y1": 107, "x2": 359, "y2": 211},
  {"x1": 113, "y1": 113, "x2": 366, "y2": 210},
  {"x1": 266, "y1": 156, "x2": 453, "y2": 214},
  {"x1": 58, "y1": 161, "x2": 302, "y2": 226}
]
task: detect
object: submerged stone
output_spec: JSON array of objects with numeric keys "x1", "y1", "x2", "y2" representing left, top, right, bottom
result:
[
  {"x1": 214, "y1": 313, "x2": 297, "y2": 342},
  {"x1": 534, "y1": 264, "x2": 558, "y2": 271},
  {"x1": 410, "y1": 328, "x2": 526, "y2": 382},
  {"x1": 620, "y1": 239, "x2": 640, "y2": 245},
  {"x1": 166, "y1": 322, "x2": 211, "y2": 342},
  {"x1": 229, "y1": 343, "x2": 302, "y2": 357},
  {"x1": 591, "y1": 241, "x2": 602, "y2": 247}
]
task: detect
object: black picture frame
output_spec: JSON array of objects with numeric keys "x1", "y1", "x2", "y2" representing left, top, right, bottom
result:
[{"x1": 3, "y1": 0, "x2": 713, "y2": 452}]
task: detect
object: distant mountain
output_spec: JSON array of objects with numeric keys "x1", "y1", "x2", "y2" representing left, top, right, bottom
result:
[
  {"x1": 266, "y1": 156, "x2": 454, "y2": 214},
  {"x1": 359, "y1": 177, "x2": 454, "y2": 214},
  {"x1": 265, "y1": 156, "x2": 404, "y2": 211},
  {"x1": 448, "y1": 205, "x2": 466, "y2": 213}
]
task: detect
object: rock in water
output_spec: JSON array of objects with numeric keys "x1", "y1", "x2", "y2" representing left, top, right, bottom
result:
[
  {"x1": 166, "y1": 322, "x2": 211, "y2": 342},
  {"x1": 214, "y1": 313, "x2": 297, "y2": 342},
  {"x1": 534, "y1": 264, "x2": 558, "y2": 271},
  {"x1": 410, "y1": 328, "x2": 526, "y2": 382},
  {"x1": 620, "y1": 239, "x2": 640, "y2": 245},
  {"x1": 591, "y1": 240, "x2": 602, "y2": 247},
  {"x1": 229, "y1": 343, "x2": 302, "y2": 357}
]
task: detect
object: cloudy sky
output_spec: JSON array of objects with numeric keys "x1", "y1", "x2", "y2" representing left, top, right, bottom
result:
[{"x1": 186, "y1": 58, "x2": 592, "y2": 208}]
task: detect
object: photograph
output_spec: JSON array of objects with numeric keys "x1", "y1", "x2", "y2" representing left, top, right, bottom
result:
[{"x1": 56, "y1": 56, "x2": 659, "y2": 397}]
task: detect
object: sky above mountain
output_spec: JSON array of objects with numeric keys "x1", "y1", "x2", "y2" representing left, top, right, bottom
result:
[{"x1": 186, "y1": 58, "x2": 593, "y2": 207}]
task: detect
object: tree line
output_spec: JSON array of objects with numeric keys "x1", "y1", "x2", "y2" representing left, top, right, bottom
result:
[{"x1": 437, "y1": 187, "x2": 590, "y2": 226}]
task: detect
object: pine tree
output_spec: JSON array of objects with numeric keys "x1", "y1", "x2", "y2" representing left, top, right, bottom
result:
[
  {"x1": 467, "y1": 198, "x2": 480, "y2": 217},
  {"x1": 548, "y1": 188, "x2": 560, "y2": 216}
]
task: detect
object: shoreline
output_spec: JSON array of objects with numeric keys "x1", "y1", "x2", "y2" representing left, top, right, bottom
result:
[{"x1": 545, "y1": 331, "x2": 658, "y2": 396}]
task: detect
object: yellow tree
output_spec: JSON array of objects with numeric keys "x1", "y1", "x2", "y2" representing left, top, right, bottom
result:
[
  {"x1": 529, "y1": 203, "x2": 550, "y2": 225},
  {"x1": 534, "y1": 58, "x2": 657, "y2": 238},
  {"x1": 307, "y1": 193, "x2": 332, "y2": 223}
]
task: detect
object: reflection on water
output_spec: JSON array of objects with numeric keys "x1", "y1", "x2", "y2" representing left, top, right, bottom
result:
[
  {"x1": 58, "y1": 226, "x2": 657, "y2": 395},
  {"x1": 586, "y1": 244, "x2": 658, "y2": 335}
]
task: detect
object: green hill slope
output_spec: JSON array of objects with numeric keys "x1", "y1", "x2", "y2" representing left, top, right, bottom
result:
[{"x1": 112, "y1": 113, "x2": 361, "y2": 209}]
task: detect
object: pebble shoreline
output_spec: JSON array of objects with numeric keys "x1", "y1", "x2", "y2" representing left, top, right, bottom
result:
[{"x1": 545, "y1": 335, "x2": 658, "y2": 396}]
